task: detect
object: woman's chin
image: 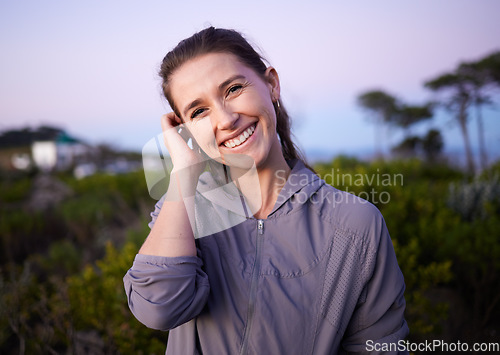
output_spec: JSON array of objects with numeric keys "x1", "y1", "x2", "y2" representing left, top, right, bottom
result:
[
  {"x1": 202, "y1": 149, "x2": 255, "y2": 171},
  {"x1": 222, "y1": 153, "x2": 256, "y2": 170}
]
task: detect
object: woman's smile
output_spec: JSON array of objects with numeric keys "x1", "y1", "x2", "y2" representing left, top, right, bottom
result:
[{"x1": 221, "y1": 122, "x2": 257, "y2": 149}]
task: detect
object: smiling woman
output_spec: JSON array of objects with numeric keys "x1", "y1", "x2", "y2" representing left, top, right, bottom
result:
[{"x1": 123, "y1": 27, "x2": 409, "y2": 354}]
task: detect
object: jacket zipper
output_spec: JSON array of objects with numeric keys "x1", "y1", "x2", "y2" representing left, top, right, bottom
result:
[{"x1": 240, "y1": 219, "x2": 264, "y2": 355}]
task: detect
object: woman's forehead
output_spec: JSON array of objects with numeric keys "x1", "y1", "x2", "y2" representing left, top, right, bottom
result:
[
  {"x1": 170, "y1": 52, "x2": 261, "y2": 103},
  {"x1": 173, "y1": 53, "x2": 253, "y2": 85}
]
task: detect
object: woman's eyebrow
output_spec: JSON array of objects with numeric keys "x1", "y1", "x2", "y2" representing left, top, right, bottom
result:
[
  {"x1": 183, "y1": 99, "x2": 202, "y2": 118},
  {"x1": 218, "y1": 75, "x2": 246, "y2": 91}
]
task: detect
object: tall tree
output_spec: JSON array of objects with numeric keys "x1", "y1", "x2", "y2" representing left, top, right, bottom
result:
[
  {"x1": 477, "y1": 51, "x2": 500, "y2": 85},
  {"x1": 391, "y1": 135, "x2": 421, "y2": 159},
  {"x1": 357, "y1": 90, "x2": 398, "y2": 157},
  {"x1": 425, "y1": 73, "x2": 476, "y2": 173},
  {"x1": 421, "y1": 129, "x2": 444, "y2": 163},
  {"x1": 458, "y1": 61, "x2": 492, "y2": 170},
  {"x1": 390, "y1": 128, "x2": 443, "y2": 162},
  {"x1": 394, "y1": 104, "x2": 434, "y2": 138},
  {"x1": 468, "y1": 51, "x2": 500, "y2": 169}
]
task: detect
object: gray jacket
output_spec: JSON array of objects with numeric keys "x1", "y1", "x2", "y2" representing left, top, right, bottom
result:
[{"x1": 123, "y1": 160, "x2": 409, "y2": 354}]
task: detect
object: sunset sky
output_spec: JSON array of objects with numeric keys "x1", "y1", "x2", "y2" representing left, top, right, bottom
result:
[{"x1": 1, "y1": 0, "x2": 499, "y2": 162}]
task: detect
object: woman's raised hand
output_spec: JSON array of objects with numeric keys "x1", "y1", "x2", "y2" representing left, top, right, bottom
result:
[
  {"x1": 138, "y1": 112, "x2": 201, "y2": 257},
  {"x1": 161, "y1": 113, "x2": 206, "y2": 180}
]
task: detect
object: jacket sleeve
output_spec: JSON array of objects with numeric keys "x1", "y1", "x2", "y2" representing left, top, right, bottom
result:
[
  {"x1": 341, "y1": 210, "x2": 409, "y2": 354},
  {"x1": 123, "y1": 253, "x2": 210, "y2": 330},
  {"x1": 122, "y1": 195, "x2": 210, "y2": 331}
]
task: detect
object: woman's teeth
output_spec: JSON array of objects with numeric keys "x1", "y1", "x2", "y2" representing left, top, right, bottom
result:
[{"x1": 223, "y1": 124, "x2": 255, "y2": 148}]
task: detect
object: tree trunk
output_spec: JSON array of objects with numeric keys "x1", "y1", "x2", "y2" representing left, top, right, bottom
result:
[
  {"x1": 458, "y1": 100, "x2": 475, "y2": 174},
  {"x1": 374, "y1": 117, "x2": 383, "y2": 158},
  {"x1": 475, "y1": 104, "x2": 488, "y2": 170}
]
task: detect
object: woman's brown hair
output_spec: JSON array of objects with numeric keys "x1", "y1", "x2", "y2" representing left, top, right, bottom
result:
[{"x1": 159, "y1": 26, "x2": 310, "y2": 168}]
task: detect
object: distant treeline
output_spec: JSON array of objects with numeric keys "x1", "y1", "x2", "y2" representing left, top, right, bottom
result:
[{"x1": 0, "y1": 126, "x2": 71, "y2": 148}]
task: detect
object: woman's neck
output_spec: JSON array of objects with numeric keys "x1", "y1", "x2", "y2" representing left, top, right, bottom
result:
[
  {"x1": 255, "y1": 157, "x2": 291, "y2": 219},
  {"x1": 229, "y1": 147, "x2": 291, "y2": 220}
]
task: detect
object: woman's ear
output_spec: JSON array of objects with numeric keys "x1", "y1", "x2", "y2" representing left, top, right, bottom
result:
[{"x1": 264, "y1": 67, "x2": 281, "y2": 101}]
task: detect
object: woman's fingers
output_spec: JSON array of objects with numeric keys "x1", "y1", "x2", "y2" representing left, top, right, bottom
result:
[
  {"x1": 161, "y1": 113, "x2": 196, "y2": 148},
  {"x1": 161, "y1": 112, "x2": 181, "y2": 130},
  {"x1": 161, "y1": 114, "x2": 184, "y2": 143},
  {"x1": 160, "y1": 113, "x2": 205, "y2": 174}
]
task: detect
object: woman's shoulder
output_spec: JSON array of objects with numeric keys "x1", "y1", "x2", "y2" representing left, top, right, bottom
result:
[{"x1": 312, "y1": 182, "x2": 386, "y2": 241}]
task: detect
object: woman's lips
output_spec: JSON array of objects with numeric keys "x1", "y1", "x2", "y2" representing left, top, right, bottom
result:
[{"x1": 222, "y1": 123, "x2": 257, "y2": 149}]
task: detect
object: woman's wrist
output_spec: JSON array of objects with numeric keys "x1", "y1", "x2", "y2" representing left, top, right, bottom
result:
[{"x1": 166, "y1": 168, "x2": 199, "y2": 201}]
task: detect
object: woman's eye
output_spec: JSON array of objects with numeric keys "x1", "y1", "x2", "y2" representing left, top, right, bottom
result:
[
  {"x1": 227, "y1": 84, "x2": 243, "y2": 96},
  {"x1": 191, "y1": 108, "x2": 206, "y2": 119}
]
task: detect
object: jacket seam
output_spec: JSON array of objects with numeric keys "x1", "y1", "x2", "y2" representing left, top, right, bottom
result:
[{"x1": 310, "y1": 234, "x2": 336, "y2": 354}]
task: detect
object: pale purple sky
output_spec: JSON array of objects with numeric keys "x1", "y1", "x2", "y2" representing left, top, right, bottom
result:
[{"x1": 1, "y1": 0, "x2": 499, "y2": 161}]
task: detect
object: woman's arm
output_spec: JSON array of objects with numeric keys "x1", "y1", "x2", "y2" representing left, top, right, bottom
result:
[
  {"x1": 139, "y1": 113, "x2": 205, "y2": 257},
  {"x1": 139, "y1": 168, "x2": 198, "y2": 257},
  {"x1": 341, "y1": 210, "x2": 409, "y2": 354},
  {"x1": 123, "y1": 113, "x2": 210, "y2": 330},
  {"x1": 123, "y1": 174, "x2": 210, "y2": 330},
  {"x1": 123, "y1": 252, "x2": 210, "y2": 330}
]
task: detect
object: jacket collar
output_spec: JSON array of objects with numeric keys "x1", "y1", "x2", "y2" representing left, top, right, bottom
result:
[
  {"x1": 197, "y1": 159, "x2": 323, "y2": 219},
  {"x1": 197, "y1": 166, "x2": 251, "y2": 218},
  {"x1": 268, "y1": 159, "x2": 323, "y2": 217}
]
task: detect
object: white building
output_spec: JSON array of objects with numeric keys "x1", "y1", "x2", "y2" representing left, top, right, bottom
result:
[{"x1": 31, "y1": 133, "x2": 91, "y2": 172}]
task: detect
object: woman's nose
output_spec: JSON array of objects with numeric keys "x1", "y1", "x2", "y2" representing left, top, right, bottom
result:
[{"x1": 215, "y1": 106, "x2": 239, "y2": 130}]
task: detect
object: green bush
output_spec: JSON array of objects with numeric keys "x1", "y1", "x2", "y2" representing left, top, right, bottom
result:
[
  {"x1": 0, "y1": 176, "x2": 32, "y2": 204},
  {"x1": 1, "y1": 159, "x2": 499, "y2": 352},
  {"x1": 67, "y1": 237, "x2": 167, "y2": 354}
]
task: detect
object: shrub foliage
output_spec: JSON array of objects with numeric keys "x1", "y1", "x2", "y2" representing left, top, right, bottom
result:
[{"x1": 1, "y1": 159, "x2": 499, "y2": 353}]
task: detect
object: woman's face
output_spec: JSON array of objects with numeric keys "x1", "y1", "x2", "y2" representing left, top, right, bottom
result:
[{"x1": 169, "y1": 52, "x2": 282, "y2": 170}]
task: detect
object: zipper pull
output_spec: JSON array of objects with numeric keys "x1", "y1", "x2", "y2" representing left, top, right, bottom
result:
[{"x1": 258, "y1": 219, "x2": 264, "y2": 235}]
